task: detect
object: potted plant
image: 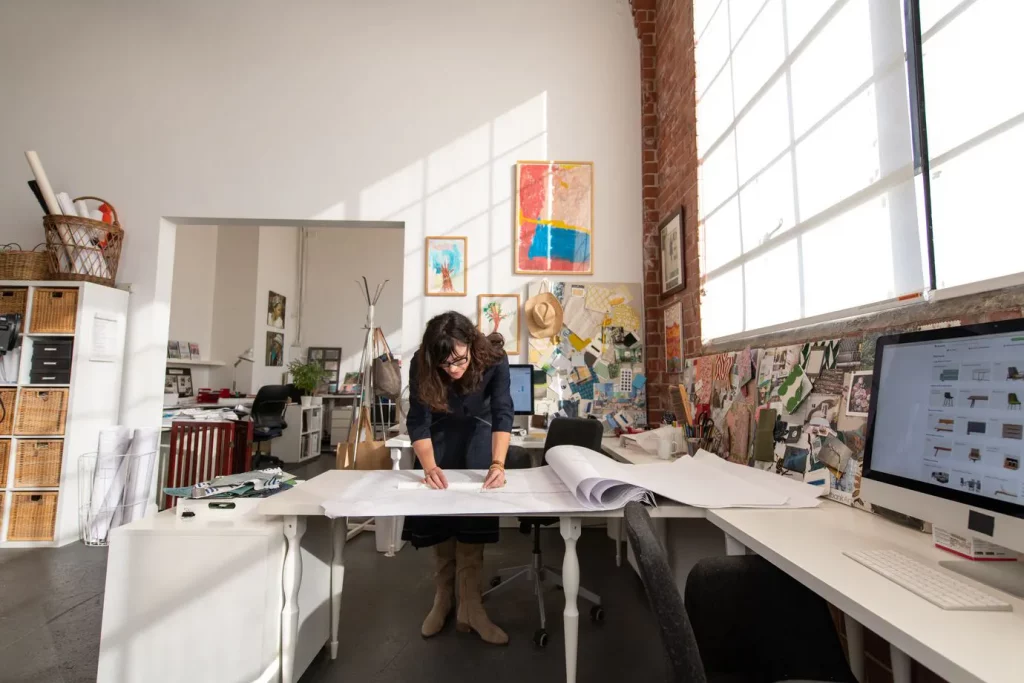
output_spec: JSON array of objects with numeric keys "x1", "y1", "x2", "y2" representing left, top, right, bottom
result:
[{"x1": 288, "y1": 358, "x2": 328, "y2": 407}]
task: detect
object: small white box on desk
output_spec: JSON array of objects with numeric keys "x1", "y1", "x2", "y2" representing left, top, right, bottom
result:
[
  {"x1": 933, "y1": 526, "x2": 1017, "y2": 561},
  {"x1": 97, "y1": 508, "x2": 332, "y2": 683}
]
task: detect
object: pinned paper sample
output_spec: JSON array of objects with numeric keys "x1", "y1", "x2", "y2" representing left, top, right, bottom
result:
[
  {"x1": 609, "y1": 303, "x2": 640, "y2": 332},
  {"x1": 778, "y1": 364, "x2": 814, "y2": 414},
  {"x1": 593, "y1": 360, "x2": 611, "y2": 380},
  {"x1": 585, "y1": 339, "x2": 603, "y2": 357},
  {"x1": 712, "y1": 353, "x2": 734, "y2": 383},
  {"x1": 549, "y1": 375, "x2": 571, "y2": 400},
  {"x1": 618, "y1": 367, "x2": 634, "y2": 393},
  {"x1": 816, "y1": 435, "x2": 853, "y2": 474},
  {"x1": 529, "y1": 338, "x2": 556, "y2": 368},
  {"x1": 551, "y1": 353, "x2": 573, "y2": 372},
  {"x1": 568, "y1": 333, "x2": 588, "y2": 351},
  {"x1": 800, "y1": 339, "x2": 840, "y2": 377},
  {"x1": 563, "y1": 296, "x2": 603, "y2": 341},
  {"x1": 632, "y1": 374, "x2": 647, "y2": 391},
  {"x1": 695, "y1": 356, "x2": 714, "y2": 404},
  {"x1": 585, "y1": 286, "x2": 615, "y2": 313},
  {"x1": 736, "y1": 347, "x2": 753, "y2": 387},
  {"x1": 571, "y1": 365, "x2": 592, "y2": 384}
]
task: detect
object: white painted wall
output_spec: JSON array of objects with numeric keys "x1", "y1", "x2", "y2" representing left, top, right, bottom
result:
[
  {"x1": 168, "y1": 225, "x2": 218, "y2": 387},
  {"x1": 301, "y1": 227, "x2": 404, "y2": 377},
  {"x1": 252, "y1": 225, "x2": 300, "y2": 391},
  {"x1": 0, "y1": 0, "x2": 643, "y2": 426},
  {"x1": 208, "y1": 226, "x2": 258, "y2": 393}
]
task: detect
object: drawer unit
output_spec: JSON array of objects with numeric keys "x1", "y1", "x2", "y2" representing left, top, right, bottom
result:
[
  {"x1": 29, "y1": 371, "x2": 72, "y2": 385},
  {"x1": 32, "y1": 338, "x2": 74, "y2": 360},
  {"x1": 31, "y1": 356, "x2": 72, "y2": 372}
]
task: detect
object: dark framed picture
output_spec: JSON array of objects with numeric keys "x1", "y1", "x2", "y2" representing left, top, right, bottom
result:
[
  {"x1": 266, "y1": 331, "x2": 284, "y2": 366},
  {"x1": 268, "y1": 291, "x2": 286, "y2": 329},
  {"x1": 659, "y1": 207, "x2": 685, "y2": 297}
]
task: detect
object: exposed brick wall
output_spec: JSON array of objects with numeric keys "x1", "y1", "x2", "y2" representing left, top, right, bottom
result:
[{"x1": 632, "y1": 0, "x2": 700, "y2": 424}]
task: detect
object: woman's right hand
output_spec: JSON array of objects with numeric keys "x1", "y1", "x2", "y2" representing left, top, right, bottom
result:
[{"x1": 423, "y1": 466, "x2": 449, "y2": 490}]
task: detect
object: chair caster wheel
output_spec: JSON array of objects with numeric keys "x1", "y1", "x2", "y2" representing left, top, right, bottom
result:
[
  {"x1": 533, "y1": 629, "x2": 549, "y2": 647},
  {"x1": 590, "y1": 605, "x2": 604, "y2": 622},
  {"x1": 489, "y1": 576, "x2": 501, "y2": 588}
]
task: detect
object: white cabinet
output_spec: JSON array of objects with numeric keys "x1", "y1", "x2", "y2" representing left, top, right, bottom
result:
[
  {"x1": 0, "y1": 281, "x2": 129, "y2": 547},
  {"x1": 276, "y1": 404, "x2": 323, "y2": 464},
  {"x1": 97, "y1": 505, "x2": 332, "y2": 683}
]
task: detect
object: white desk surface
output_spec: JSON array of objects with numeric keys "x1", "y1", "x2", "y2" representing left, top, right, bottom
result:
[
  {"x1": 707, "y1": 503, "x2": 1024, "y2": 683},
  {"x1": 257, "y1": 469, "x2": 702, "y2": 519}
]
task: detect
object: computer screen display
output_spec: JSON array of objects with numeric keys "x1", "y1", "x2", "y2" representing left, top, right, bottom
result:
[
  {"x1": 866, "y1": 324, "x2": 1024, "y2": 514},
  {"x1": 508, "y1": 364, "x2": 534, "y2": 415}
]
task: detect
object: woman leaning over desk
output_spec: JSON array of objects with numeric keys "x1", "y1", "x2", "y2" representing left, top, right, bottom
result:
[{"x1": 403, "y1": 311, "x2": 513, "y2": 645}]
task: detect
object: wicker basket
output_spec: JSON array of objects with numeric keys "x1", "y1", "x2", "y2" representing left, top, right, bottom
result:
[
  {"x1": 8, "y1": 492, "x2": 57, "y2": 541},
  {"x1": 29, "y1": 288, "x2": 78, "y2": 334},
  {"x1": 43, "y1": 196, "x2": 123, "y2": 287},
  {"x1": 14, "y1": 440, "x2": 63, "y2": 487},
  {"x1": 13, "y1": 388, "x2": 68, "y2": 436},
  {"x1": 0, "y1": 288, "x2": 28, "y2": 318},
  {"x1": 0, "y1": 244, "x2": 50, "y2": 281},
  {"x1": 0, "y1": 388, "x2": 15, "y2": 435},
  {"x1": 0, "y1": 439, "x2": 9, "y2": 487}
]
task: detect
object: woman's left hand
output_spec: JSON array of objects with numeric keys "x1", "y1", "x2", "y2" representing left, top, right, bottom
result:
[{"x1": 482, "y1": 465, "x2": 506, "y2": 489}]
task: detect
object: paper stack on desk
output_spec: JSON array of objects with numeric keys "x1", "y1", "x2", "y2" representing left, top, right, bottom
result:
[{"x1": 320, "y1": 446, "x2": 823, "y2": 518}]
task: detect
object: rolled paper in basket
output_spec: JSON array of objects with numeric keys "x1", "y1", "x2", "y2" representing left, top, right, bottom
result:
[
  {"x1": 121, "y1": 428, "x2": 160, "y2": 524},
  {"x1": 88, "y1": 427, "x2": 131, "y2": 542},
  {"x1": 24, "y1": 151, "x2": 62, "y2": 216}
]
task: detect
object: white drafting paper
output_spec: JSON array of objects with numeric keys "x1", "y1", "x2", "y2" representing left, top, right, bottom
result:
[
  {"x1": 90, "y1": 315, "x2": 119, "y2": 362},
  {"x1": 562, "y1": 296, "x2": 602, "y2": 341},
  {"x1": 321, "y1": 446, "x2": 819, "y2": 519},
  {"x1": 691, "y1": 449, "x2": 824, "y2": 507},
  {"x1": 322, "y1": 468, "x2": 590, "y2": 517},
  {"x1": 546, "y1": 446, "x2": 790, "y2": 509},
  {"x1": 120, "y1": 427, "x2": 160, "y2": 523}
]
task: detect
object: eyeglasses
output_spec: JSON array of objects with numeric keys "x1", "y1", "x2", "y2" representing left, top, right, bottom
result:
[{"x1": 439, "y1": 354, "x2": 469, "y2": 369}]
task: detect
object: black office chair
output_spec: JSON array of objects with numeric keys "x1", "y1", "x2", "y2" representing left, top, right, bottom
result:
[
  {"x1": 623, "y1": 502, "x2": 856, "y2": 683},
  {"x1": 250, "y1": 385, "x2": 291, "y2": 469},
  {"x1": 485, "y1": 417, "x2": 605, "y2": 647}
]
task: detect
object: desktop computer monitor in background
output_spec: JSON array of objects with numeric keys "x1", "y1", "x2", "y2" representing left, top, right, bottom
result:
[
  {"x1": 508, "y1": 364, "x2": 534, "y2": 416},
  {"x1": 862, "y1": 319, "x2": 1024, "y2": 557}
]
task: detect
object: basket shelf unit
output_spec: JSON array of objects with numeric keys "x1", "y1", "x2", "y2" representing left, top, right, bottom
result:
[{"x1": 0, "y1": 281, "x2": 129, "y2": 547}]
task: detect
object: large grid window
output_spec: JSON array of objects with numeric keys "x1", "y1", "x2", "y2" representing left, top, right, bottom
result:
[{"x1": 694, "y1": 0, "x2": 1023, "y2": 342}]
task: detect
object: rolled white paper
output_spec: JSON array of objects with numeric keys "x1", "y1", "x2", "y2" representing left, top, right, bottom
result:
[
  {"x1": 88, "y1": 427, "x2": 132, "y2": 542},
  {"x1": 89, "y1": 209, "x2": 103, "y2": 221},
  {"x1": 24, "y1": 150, "x2": 62, "y2": 215},
  {"x1": 74, "y1": 199, "x2": 91, "y2": 218},
  {"x1": 121, "y1": 428, "x2": 161, "y2": 523},
  {"x1": 55, "y1": 191, "x2": 76, "y2": 216}
]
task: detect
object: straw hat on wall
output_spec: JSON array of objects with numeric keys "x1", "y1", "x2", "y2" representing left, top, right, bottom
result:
[{"x1": 524, "y1": 286, "x2": 563, "y2": 338}]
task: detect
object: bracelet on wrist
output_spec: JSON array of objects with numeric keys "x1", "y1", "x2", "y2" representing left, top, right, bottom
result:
[{"x1": 489, "y1": 461, "x2": 505, "y2": 470}]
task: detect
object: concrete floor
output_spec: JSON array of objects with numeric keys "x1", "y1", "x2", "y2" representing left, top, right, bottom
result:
[{"x1": 0, "y1": 454, "x2": 670, "y2": 683}]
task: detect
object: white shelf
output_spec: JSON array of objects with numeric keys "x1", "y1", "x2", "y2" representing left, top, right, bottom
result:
[
  {"x1": 26, "y1": 332, "x2": 74, "y2": 337},
  {"x1": 10, "y1": 435, "x2": 65, "y2": 439},
  {"x1": 3, "y1": 487, "x2": 60, "y2": 492},
  {"x1": 166, "y1": 359, "x2": 226, "y2": 367},
  {"x1": 18, "y1": 383, "x2": 70, "y2": 388}
]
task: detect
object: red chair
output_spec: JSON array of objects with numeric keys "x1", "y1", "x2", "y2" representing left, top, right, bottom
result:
[{"x1": 162, "y1": 421, "x2": 253, "y2": 510}]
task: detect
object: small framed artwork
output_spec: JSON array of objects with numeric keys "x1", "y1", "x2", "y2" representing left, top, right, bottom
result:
[
  {"x1": 663, "y1": 301, "x2": 683, "y2": 373},
  {"x1": 266, "y1": 331, "x2": 284, "y2": 366},
  {"x1": 167, "y1": 340, "x2": 181, "y2": 359},
  {"x1": 659, "y1": 207, "x2": 685, "y2": 297},
  {"x1": 268, "y1": 291, "x2": 286, "y2": 329},
  {"x1": 846, "y1": 371, "x2": 873, "y2": 417},
  {"x1": 425, "y1": 236, "x2": 467, "y2": 296},
  {"x1": 514, "y1": 161, "x2": 594, "y2": 275},
  {"x1": 478, "y1": 293, "x2": 521, "y2": 354},
  {"x1": 188, "y1": 342, "x2": 201, "y2": 360}
]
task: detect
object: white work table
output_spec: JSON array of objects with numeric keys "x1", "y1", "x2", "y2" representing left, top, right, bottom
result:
[
  {"x1": 708, "y1": 503, "x2": 1024, "y2": 683},
  {"x1": 257, "y1": 469, "x2": 698, "y2": 683}
]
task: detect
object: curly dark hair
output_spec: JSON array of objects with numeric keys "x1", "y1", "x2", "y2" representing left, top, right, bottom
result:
[{"x1": 415, "y1": 311, "x2": 505, "y2": 412}]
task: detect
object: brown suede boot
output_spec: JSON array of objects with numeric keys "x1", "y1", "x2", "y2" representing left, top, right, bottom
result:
[
  {"x1": 421, "y1": 538, "x2": 456, "y2": 638},
  {"x1": 455, "y1": 541, "x2": 509, "y2": 645}
]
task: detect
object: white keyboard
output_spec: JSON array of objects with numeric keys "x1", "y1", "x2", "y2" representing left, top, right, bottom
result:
[{"x1": 844, "y1": 549, "x2": 1013, "y2": 612}]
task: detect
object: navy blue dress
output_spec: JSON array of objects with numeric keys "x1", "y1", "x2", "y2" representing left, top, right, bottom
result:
[{"x1": 402, "y1": 352, "x2": 514, "y2": 548}]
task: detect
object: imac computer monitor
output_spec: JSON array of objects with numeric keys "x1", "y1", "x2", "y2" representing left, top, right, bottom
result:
[
  {"x1": 862, "y1": 318, "x2": 1024, "y2": 556},
  {"x1": 508, "y1": 364, "x2": 534, "y2": 416}
]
